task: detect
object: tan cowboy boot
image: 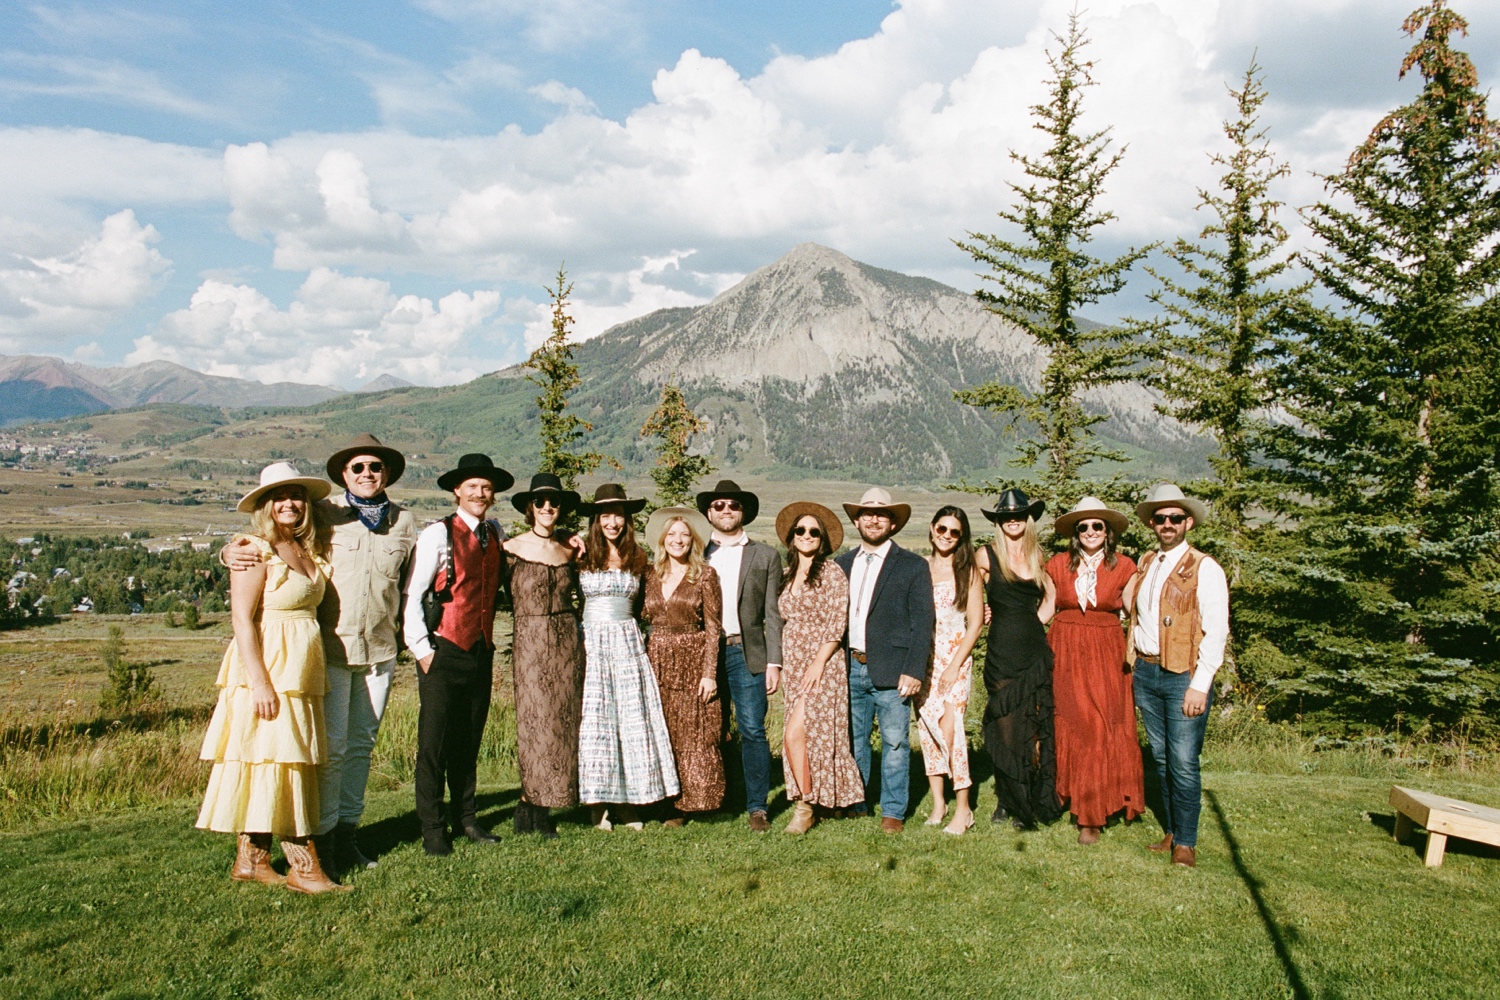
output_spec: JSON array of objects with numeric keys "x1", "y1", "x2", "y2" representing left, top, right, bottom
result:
[
  {"x1": 282, "y1": 837, "x2": 353, "y2": 894},
  {"x1": 783, "y1": 801, "x2": 816, "y2": 835},
  {"x1": 231, "y1": 833, "x2": 285, "y2": 886}
]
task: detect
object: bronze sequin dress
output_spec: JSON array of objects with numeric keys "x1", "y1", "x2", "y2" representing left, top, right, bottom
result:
[{"x1": 642, "y1": 565, "x2": 725, "y2": 813}]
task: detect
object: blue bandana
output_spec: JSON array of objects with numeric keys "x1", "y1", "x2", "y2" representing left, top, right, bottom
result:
[{"x1": 346, "y1": 490, "x2": 390, "y2": 531}]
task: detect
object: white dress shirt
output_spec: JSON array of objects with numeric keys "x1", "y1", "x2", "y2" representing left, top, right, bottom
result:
[
  {"x1": 402, "y1": 508, "x2": 506, "y2": 661},
  {"x1": 847, "y1": 539, "x2": 892, "y2": 652},
  {"x1": 1132, "y1": 542, "x2": 1229, "y2": 694},
  {"x1": 708, "y1": 531, "x2": 747, "y2": 636}
]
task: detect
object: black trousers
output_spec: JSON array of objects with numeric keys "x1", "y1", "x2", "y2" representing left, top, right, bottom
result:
[{"x1": 415, "y1": 637, "x2": 494, "y2": 835}]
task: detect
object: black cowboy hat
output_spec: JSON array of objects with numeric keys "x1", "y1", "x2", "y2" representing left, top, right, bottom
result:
[
  {"x1": 982, "y1": 487, "x2": 1045, "y2": 524},
  {"x1": 695, "y1": 478, "x2": 760, "y2": 525},
  {"x1": 510, "y1": 472, "x2": 582, "y2": 514},
  {"x1": 436, "y1": 453, "x2": 515, "y2": 493},
  {"x1": 580, "y1": 482, "x2": 647, "y2": 517},
  {"x1": 326, "y1": 432, "x2": 407, "y2": 487}
]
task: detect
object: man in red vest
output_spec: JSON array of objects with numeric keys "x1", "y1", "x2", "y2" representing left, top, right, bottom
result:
[{"x1": 403, "y1": 453, "x2": 514, "y2": 856}]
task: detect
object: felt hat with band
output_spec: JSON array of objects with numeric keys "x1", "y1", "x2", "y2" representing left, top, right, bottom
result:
[
  {"x1": 644, "y1": 506, "x2": 712, "y2": 550},
  {"x1": 841, "y1": 487, "x2": 912, "y2": 534},
  {"x1": 510, "y1": 472, "x2": 581, "y2": 514},
  {"x1": 1053, "y1": 496, "x2": 1129, "y2": 536},
  {"x1": 436, "y1": 453, "x2": 515, "y2": 493},
  {"x1": 580, "y1": 483, "x2": 648, "y2": 517},
  {"x1": 238, "y1": 462, "x2": 332, "y2": 513},
  {"x1": 696, "y1": 479, "x2": 760, "y2": 525},
  {"x1": 775, "y1": 501, "x2": 844, "y2": 551},
  {"x1": 1134, "y1": 482, "x2": 1208, "y2": 525},
  {"x1": 325, "y1": 432, "x2": 406, "y2": 487},
  {"x1": 982, "y1": 487, "x2": 1045, "y2": 524}
]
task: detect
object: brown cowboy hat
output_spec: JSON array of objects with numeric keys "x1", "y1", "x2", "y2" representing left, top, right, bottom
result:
[
  {"x1": 696, "y1": 479, "x2": 760, "y2": 524},
  {"x1": 775, "y1": 501, "x2": 844, "y2": 551},
  {"x1": 437, "y1": 453, "x2": 515, "y2": 493},
  {"x1": 580, "y1": 482, "x2": 648, "y2": 517},
  {"x1": 841, "y1": 487, "x2": 912, "y2": 533},
  {"x1": 326, "y1": 432, "x2": 406, "y2": 487}
]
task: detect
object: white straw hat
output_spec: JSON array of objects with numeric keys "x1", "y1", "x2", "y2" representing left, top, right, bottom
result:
[{"x1": 237, "y1": 462, "x2": 333, "y2": 513}]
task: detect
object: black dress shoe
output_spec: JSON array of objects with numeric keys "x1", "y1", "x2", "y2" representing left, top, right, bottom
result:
[
  {"x1": 461, "y1": 822, "x2": 499, "y2": 844},
  {"x1": 514, "y1": 803, "x2": 534, "y2": 835},
  {"x1": 991, "y1": 805, "x2": 1009, "y2": 826},
  {"x1": 422, "y1": 833, "x2": 453, "y2": 857}
]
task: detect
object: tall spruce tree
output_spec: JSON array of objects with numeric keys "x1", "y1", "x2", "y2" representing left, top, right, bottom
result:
[
  {"x1": 953, "y1": 12, "x2": 1152, "y2": 507},
  {"x1": 1254, "y1": 1, "x2": 1500, "y2": 728},
  {"x1": 640, "y1": 381, "x2": 715, "y2": 511},
  {"x1": 524, "y1": 266, "x2": 611, "y2": 494}
]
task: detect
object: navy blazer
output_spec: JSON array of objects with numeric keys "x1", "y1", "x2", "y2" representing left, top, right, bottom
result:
[{"x1": 836, "y1": 541, "x2": 935, "y2": 689}]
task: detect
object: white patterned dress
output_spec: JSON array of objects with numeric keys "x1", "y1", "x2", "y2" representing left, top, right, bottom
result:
[
  {"x1": 916, "y1": 580, "x2": 973, "y2": 790},
  {"x1": 577, "y1": 569, "x2": 681, "y2": 805}
]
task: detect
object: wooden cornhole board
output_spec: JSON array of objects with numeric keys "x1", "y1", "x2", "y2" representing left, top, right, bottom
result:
[{"x1": 1389, "y1": 785, "x2": 1500, "y2": 867}]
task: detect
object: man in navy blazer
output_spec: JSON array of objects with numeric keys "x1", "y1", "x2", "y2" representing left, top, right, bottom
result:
[{"x1": 835, "y1": 487, "x2": 936, "y2": 833}]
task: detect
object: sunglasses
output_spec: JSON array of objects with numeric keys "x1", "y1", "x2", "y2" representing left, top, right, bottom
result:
[
  {"x1": 532, "y1": 497, "x2": 561, "y2": 511},
  {"x1": 709, "y1": 500, "x2": 742, "y2": 512},
  {"x1": 347, "y1": 461, "x2": 384, "y2": 474},
  {"x1": 792, "y1": 525, "x2": 822, "y2": 538},
  {"x1": 1075, "y1": 520, "x2": 1106, "y2": 534},
  {"x1": 932, "y1": 524, "x2": 963, "y2": 538},
  {"x1": 1152, "y1": 513, "x2": 1188, "y2": 525}
]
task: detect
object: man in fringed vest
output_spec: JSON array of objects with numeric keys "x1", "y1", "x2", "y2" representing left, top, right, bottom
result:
[
  {"x1": 1125, "y1": 483, "x2": 1229, "y2": 868},
  {"x1": 403, "y1": 454, "x2": 513, "y2": 857}
]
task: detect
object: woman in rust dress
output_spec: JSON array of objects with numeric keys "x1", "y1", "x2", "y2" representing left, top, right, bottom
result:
[
  {"x1": 775, "y1": 501, "x2": 864, "y2": 835},
  {"x1": 642, "y1": 506, "x2": 725, "y2": 823},
  {"x1": 1046, "y1": 497, "x2": 1144, "y2": 844}
]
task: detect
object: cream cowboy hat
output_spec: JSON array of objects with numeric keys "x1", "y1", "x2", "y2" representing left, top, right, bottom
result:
[
  {"x1": 841, "y1": 487, "x2": 912, "y2": 533},
  {"x1": 645, "y1": 506, "x2": 712, "y2": 550},
  {"x1": 1053, "y1": 496, "x2": 1130, "y2": 536},
  {"x1": 1134, "y1": 483, "x2": 1209, "y2": 525},
  {"x1": 237, "y1": 462, "x2": 332, "y2": 513}
]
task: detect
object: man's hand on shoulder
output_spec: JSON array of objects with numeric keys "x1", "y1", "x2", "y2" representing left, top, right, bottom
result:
[{"x1": 222, "y1": 536, "x2": 263, "y2": 572}]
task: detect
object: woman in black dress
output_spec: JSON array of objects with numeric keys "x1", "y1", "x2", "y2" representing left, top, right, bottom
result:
[{"x1": 975, "y1": 489, "x2": 1059, "y2": 830}]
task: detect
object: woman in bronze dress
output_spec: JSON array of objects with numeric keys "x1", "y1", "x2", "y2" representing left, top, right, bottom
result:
[
  {"x1": 642, "y1": 506, "x2": 724, "y2": 825},
  {"x1": 775, "y1": 502, "x2": 864, "y2": 835},
  {"x1": 502, "y1": 473, "x2": 585, "y2": 839}
]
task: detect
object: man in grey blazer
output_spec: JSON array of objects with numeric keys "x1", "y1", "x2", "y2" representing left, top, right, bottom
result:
[{"x1": 699, "y1": 480, "x2": 784, "y2": 832}]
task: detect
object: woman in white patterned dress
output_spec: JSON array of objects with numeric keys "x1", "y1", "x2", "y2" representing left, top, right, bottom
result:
[
  {"x1": 575, "y1": 484, "x2": 680, "y2": 830},
  {"x1": 917, "y1": 506, "x2": 985, "y2": 835}
]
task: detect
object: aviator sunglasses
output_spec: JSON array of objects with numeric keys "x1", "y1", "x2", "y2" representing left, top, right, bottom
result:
[
  {"x1": 792, "y1": 525, "x2": 822, "y2": 538},
  {"x1": 347, "y1": 461, "x2": 384, "y2": 474},
  {"x1": 1152, "y1": 513, "x2": 1188, "y2": 525},
  {"x1": 709, "y1": 500, "x2": 742, "y2": 512},
  {"x1": 1074, "y1": 520, "x2": 1106, "y2": 534},
  {"x1": 932, "y1": 524, "x2": 963, "y2": 538}
]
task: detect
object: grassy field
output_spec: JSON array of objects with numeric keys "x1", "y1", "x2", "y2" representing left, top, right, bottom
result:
[{"x1": 3, "y1": 614, "x2": 1499, "y2": 998}]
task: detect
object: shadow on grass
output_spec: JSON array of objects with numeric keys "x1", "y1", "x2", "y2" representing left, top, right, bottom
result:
[
  {"x1": 1206, "y1": 790, "x2": 1311, "y2": 1000},
  {"x1": 359, "y1": 788, "x2": 523, "y2": 858}
]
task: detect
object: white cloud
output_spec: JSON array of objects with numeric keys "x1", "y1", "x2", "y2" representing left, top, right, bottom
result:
[
  {"x1": 0, "y1": 209, "x2": 169, "y2": 350},
  {"x1": 413, "y1": 0, "x2": 640, "y2": 51},
  {"x1": 131, "y1": 267, "x2": 504, "y2": 388},
  {"x1": 0, "y1": 53, "x2": 219, "y2": 118}
]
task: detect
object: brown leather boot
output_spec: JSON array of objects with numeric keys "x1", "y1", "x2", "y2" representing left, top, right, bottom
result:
[
  {"x1": 1172, "y1": 844, "x2": 1197, "y2": 867},
  {"x1": 1148, "y1": 832, "x2": 1174, "y2": 854},
  {"x1": 783, "y1": 801, "x2": 816, "y2": 835},
  {"x1": 231, "y1": 833, "x2": 285, "y2": 886},
  {"x1": 282, "y1": 837, "x2": 353, "y2": 894}
]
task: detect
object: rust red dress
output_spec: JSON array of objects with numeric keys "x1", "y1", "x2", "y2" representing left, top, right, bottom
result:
[{"x1": 1045, "y1": 551, "x2": 1145, "y2": 829}]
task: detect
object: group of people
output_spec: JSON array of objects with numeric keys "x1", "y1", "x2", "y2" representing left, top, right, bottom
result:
[{"x1": 194, "y1": 432, "x2": 1230, "y2": 894}]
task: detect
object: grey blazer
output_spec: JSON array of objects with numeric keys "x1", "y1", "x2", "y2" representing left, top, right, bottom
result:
[{"x1": 710, "y1": 538, "x2": 784, "y2": 675}]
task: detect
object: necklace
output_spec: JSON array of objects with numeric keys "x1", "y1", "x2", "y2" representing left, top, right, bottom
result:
[{"x1": 531, "y1": 525, "x2": 554, "y2": 539}]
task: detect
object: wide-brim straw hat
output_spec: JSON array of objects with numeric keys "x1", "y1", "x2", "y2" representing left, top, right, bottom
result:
[
  {"x1": 325, "y1": 432, "x2": 406, "y2": 487},
  {"x1": 1053, "y1": 496, "x2": 1130, "y2": 536},
  {"x1": 510, "y1": 472, "x2": 581, "y2": 514},
  {"x1": 644, "y1": 506, "x2": 712, "y2": 550},
  {"x1": 1135, "y1": 482, "x2": 1209, "y2": 525},
  {"x1": 775, "y1": 502, "x2": 844, "y2": 551},
  {"x1": 695, "y1": 479, "x2": 761, "y2": 525},
  {"x1": 982, "y1": 487, "x2": 1045, "y2": 524},
  {"x1": 841, "y1": 487, "x2": 911, "y2": 533},
  {"x1": 437, "y1": 453, "x2": 515, "y2": 493},
  {"x1": 238, "y1": 462, "x2": 332, "y2": 513},
  {"x1": 580, "y1": 483, "x2": 648, "y2": 517}
]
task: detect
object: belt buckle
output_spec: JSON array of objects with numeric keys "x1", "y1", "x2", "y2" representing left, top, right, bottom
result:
[
  {"x1": 724, "y1": 634, "x2": 743, "y2": 646},
  {"x1": 851, "y1": 649, "x2": 867, "y2": 664}
]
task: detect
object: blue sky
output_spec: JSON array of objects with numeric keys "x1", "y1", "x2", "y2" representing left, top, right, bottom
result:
[{"x1": 1, "y1": 1, "x2": 1496, "y2": 389}]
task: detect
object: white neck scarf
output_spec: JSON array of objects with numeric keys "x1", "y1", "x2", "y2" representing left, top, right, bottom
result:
[{"x1": 1076, "y1": 549, "x2": 1106, "y2": 612}]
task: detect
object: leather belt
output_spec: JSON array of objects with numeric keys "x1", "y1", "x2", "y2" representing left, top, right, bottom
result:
[
  {"x1": 850, "y1": 649, "x2": 867, "y2": 664},
  {"x1": 1137, "y1": 653, "x2": 1161, "y2": 666},
  {"x1": 724, "y1": 634, "x2": 743, "y2": 646}
]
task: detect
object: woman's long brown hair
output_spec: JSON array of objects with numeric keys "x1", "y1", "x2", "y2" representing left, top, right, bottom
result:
[
  {"x1": 1067, "y1": 524, "x2": 1120, "y2": 571},
  {"x1": 930, "y1": 505, "x2": 975, "y2": 606},
  {"x1": 781, "y1": 517, "x2": 832, "y2": 589},
  {"x1": 580, "y1": 510, "x2": 648, "y2": 574}
]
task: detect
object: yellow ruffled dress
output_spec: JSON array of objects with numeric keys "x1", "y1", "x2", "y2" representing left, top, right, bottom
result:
[{"x1": 196, "y1": 535, "x2": 330, "y2": 837}]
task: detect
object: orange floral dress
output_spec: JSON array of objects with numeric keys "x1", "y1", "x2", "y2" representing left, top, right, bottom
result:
[{"x1": 916, "y1": 580, "x2": 973, "y2": 789}]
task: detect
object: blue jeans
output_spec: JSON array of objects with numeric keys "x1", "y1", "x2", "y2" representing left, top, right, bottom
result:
[
  {"x1": 723, "y1": 643, "x2": 771, "y2": 816},
  {"x1": 847, "y1": 653, "x2": 911, "y2": 821},
  {"x1": 1133, "y1": 660, "x2": 1212, "y2": 848}
]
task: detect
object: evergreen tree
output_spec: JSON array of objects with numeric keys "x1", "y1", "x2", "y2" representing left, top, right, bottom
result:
[
  {"x1": 953, "y1": 12, "x2": 1152, "y2": 507},
  {"x1": 100, "y1": 624, "x2": 157, "y2": 713},
  {"x1": 640, "y1": 381, "x2": 715, "y2": 511},
  {"x1": 524, "y1": 266, "x2": 612, "y2": 493},
  {"x1": 1253, "y1": 1, "x2": 1500, "y2": 728}
]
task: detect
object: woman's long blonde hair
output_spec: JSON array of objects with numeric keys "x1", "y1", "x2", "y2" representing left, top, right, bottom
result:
[
  {"x1": 248, "y1": 485, "x2": 324, "y2": 557},
  {"x1": 652, "y1": 515, "x2": 706, "y2": 584},
  {"x1": 995, "y1": 515, "x2": 1044, "y2": 584}
]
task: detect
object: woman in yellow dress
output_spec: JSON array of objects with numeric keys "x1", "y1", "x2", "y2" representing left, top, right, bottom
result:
[{"x1": 196, "y1": 462, "x2": 348, "y2": 893}]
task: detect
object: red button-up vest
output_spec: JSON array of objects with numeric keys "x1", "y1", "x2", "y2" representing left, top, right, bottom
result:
[{"x1": 435, "y1": 516, "x2": 502, "y2": 651}]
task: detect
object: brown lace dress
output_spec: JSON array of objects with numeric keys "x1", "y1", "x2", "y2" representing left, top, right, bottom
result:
[
  {"x1": 778, "y1": 563, "x2": 864, "y2": 808},
  {"x1": 508, "y1": 557, "x2": 585, "y2": 808},
  {"x1": 642, "y1": 565, "x2": 725, "y2": 813}
]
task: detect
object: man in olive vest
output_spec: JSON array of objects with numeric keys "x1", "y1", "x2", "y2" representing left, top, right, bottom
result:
[{"x1": 1125, "y1": 483, "x2": 1229, "y2": 868}]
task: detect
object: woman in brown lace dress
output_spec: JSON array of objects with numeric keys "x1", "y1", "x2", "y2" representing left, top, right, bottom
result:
[
  {"x1": 642, "y1": 506, "x2": 725, "y2": 823},
  {"x1": 775, "y1": 502, "x2": 864, "y2": 835}
]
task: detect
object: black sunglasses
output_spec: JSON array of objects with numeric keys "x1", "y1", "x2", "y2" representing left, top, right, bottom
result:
[
  {"x1": 1075, "y1": 520, "x2": 1106, "y2": 534},
  {"x1": 532, "y1": 497, "x2": 560, "y2": 511},
  {"x1": 347, "y1": 461, "x2": 384, "y2": 474},
  {"x1": 792, "y1": 525, "x2": 822, "y2": 538},
  {"x1": 1152, "y1": 513, "x2": 1188, "y2": 525},
  {"x1": 709, "y1": 500, "x2": 742, "y2": 512}
]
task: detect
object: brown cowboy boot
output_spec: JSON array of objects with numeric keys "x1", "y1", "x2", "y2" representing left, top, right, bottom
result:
[
  {"x1": 231, "y1": 833, "x2": 285, "y2": 886},
  {"x1": 1148, "y1": 832, "x2": 1174, "y2": 854},
  {"x1": 783, "y1": 801, "x2": 816, "y2": 835},
  {"x1": 282, "y1": 837, "x2": 353, "y2": 894}
]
